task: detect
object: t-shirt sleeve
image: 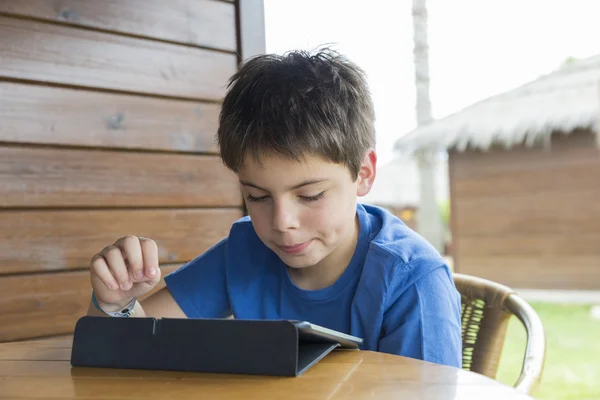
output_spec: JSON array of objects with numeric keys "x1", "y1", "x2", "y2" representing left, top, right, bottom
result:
[
  {"x1": 163, "y1": 238, "x2": 231, "y2": 318},
  {"x1": 379, "y1": 261, "x2": 463, "y2": 368}
]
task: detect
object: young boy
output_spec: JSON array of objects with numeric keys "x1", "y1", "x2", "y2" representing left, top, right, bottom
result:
[{"x1": 87, "y1": 48, "x2": 462, "y2": 368}]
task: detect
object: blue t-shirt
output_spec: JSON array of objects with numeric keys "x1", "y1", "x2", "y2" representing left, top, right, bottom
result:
[{"x1": 164, "y1": 203, "x2": 462, "y2": 368}]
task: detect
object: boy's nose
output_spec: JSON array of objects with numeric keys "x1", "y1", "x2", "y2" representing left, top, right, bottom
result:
[{"x1": 272, "y1": 200, "x2": 299, "y2": 232}]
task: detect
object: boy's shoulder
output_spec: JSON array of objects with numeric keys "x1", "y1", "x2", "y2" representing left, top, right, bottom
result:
[
  {"x1": 361, "y1": 203, "x2": 442, "y2": 261},
  {"x1": 227, "y1": 215, "x2": 264, "y2": 249},
  {"x1": 359, "y1": 203, "x2": 448, "y2": 285}
]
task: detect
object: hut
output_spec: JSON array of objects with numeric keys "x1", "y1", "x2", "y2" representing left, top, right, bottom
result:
[{"x1": 395, "y1": 55, "x2": 600, "y2": 290}]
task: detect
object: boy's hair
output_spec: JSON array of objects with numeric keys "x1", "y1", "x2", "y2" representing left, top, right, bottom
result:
[{"x1": 217, "y1": 48, "x2": 375, "y2": 180}]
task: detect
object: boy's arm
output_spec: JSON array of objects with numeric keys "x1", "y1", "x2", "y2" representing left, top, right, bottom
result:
[
  {"x1": 86, "y1": 235, "x2": 231, "y2": 320},
  {"x1": 379, "y1": 264, "x2": 463, "y2": 368},
  {"x1": 161, "y1": 238, "x2": 231, "y2": 319},
  {"x1": 139, "y1": 287, "x2": 187, "y2": 318}
]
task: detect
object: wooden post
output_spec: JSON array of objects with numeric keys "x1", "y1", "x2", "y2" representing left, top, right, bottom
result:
[{"x1": 237, "y1": 0, "x2": 266, "y2": 62}]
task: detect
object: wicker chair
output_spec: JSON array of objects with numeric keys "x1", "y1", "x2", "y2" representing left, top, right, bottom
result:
[{"x1": 454, "y1": 273, "x2": 546, "y2": 395}]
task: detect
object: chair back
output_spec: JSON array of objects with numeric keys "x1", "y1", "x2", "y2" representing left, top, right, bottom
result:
[{"x1": 454, "y1": 273, "x2": 546, "y2": 395}]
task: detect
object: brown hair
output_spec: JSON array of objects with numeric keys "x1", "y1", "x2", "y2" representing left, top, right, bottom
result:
[{"x1": 217, "y1": 48, "x2": 375, "y2": 179}]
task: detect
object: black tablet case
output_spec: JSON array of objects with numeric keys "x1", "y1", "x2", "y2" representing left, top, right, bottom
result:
[{"x1": 70, "y1": 316, "x2": 353, "y2": 376}]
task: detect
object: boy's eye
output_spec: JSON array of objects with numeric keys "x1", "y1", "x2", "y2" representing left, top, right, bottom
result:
[
  {"x1": 246, "y1": 194, "x2": 269, "y2": 202},
  {"x1": 246, "y1": 191, "x2": 326, "y2": 203},
  {"x1": 300, "y1": 191, "x2": 326, "y2": 202}
]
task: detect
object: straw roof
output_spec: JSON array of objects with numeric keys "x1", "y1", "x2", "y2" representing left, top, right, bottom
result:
[{"x1": 395, "y1": 54, "x2": 600, "y2": 152}]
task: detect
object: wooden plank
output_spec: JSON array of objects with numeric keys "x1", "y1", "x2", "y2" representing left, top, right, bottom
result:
[
  {"x1": 0, "y1": 337, "x2": 72, "y2": 360},
  {"x1": 0, "y1": 208, "x2": 243, "y2": 274},
  {"x1": 0, "y1": 357, "x2": 451, "y2": 379},
  {"x1": 0, "y1": 0, "x2": 237, "y2": 52},
  {"x1": 0, "y1": 82, "x2": 220, "y2": 152},
  {"x1": 453, "y1": 160, "x2": 600, "y2": 198},
  {"x1": 450, "y1": 131, "x2": 600, "y2": 285},
  {"x1": 453, "y1": 190, "x2": 600, "y2": 235},
  {"x1": 0, "y1": 16, "x2": 237, "y2": 100},
  {"x1": 0, "y1": 266, "x2": 180, "y2": 342},
  {"x1": 0, "y1": 347, "x2": 70, "y2": 361},
  {"x1": 457, "y1": 255, "x2": 600, "y2": 290},
  {"x1": 1, "y1": 337, "x2": 72, "y2": 348},
  {"x1": 458, "y1": 233, "x2": 600, "y2": 257},
  {"x1": 0, "y1": 147, "x2": 242, "y2": 208},
  {"x1": 451, "y1": 130, "x2": 600, "y2": 180}
]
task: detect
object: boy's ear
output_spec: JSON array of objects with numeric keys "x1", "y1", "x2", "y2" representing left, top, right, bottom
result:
[{"x1": 356, "y1": 149, "x2": 377, "y2": 196}]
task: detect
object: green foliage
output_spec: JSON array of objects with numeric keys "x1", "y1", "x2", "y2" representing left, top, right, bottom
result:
[
  {"x1": 496, "y1": 303, "x2": 600, "y2": 400},
  {"x1": 560, "y1": 56, "x2": 578, "y2": 69},
  {"x1": 438, "y1": 199, "x2": 450, "y2": 226}
]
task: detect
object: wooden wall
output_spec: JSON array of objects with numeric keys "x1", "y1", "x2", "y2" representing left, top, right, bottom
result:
[
  {"x1": 450, "y1": 129, "x2": 600, "y2": 290},
  {"x1": 0, "y1": 0, "x2": 263, "y2": 341}
]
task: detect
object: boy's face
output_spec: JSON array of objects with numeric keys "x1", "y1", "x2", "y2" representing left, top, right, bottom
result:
[{"x1": 238, "y1": 151, "x2": 376, "y2": 270}]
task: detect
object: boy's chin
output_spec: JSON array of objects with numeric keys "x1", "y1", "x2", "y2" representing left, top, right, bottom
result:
[{"x1": 278, "y1": 252, "x2": 323, "y2": 269}]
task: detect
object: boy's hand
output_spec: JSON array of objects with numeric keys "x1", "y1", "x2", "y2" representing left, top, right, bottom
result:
[{"x1": 89, "y1": 236, "x2": 161, "y2": 312}]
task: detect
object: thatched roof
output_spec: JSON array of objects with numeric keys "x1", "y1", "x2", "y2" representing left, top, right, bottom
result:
[{"x1": 395, "y1": 54, "x2": 600, "y2": 152}]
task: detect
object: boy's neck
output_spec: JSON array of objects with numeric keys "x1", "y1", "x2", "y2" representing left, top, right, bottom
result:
[{"x1": 287, "y1": 215, "x2": 360, "y2": 291}]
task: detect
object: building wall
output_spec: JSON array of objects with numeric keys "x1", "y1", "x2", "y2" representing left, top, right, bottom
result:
[
  {"x1": 0, "y1": 0, "x2": 260, "y2": 341},
  {"x1": 450, "y1": 129, "x2": 600, "y2": 290}
]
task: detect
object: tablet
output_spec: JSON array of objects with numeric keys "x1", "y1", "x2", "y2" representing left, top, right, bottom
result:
[
  {"x1": 71, "y1": 316, "x2": 364, "y2": 376},
  {"x1": 292, "y1": 321, "x2": 363, "y2": 349}
]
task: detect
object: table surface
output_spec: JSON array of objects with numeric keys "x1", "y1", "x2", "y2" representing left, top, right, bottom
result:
[{"x1": 0, "y1": 337, "x2": 533, "y2": 400}]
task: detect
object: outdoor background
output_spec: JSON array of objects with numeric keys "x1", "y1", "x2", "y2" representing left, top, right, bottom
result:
[{"x1": 264, "y1": 1, "x2": 600, "y2": 399}]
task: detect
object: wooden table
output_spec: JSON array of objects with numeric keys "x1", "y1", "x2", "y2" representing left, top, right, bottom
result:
[{"x1": 0, "y1": 337, "x2": 533, "y2": 399}]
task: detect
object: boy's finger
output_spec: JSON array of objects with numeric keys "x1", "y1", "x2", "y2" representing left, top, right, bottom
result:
[
  {"x1": 115, "y1": 236, "x2": 144, "y2": 281},
  {"x1": 90, "y1": 255, "x2": 119, "y2": 291},
  {"x1": 139, "y1": 238, "x2": 160, "y2": 279},
  {"x1": 102, "y1": 245, "x2": 132, "y2": 290}
]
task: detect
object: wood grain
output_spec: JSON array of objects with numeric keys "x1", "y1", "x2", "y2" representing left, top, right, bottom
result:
[
  {"x1": 0, "y1": 82, "x2": 221, "y2": 152},
  {"x1": 0, "y1": 147, "x2": 243, "y2": 208},
  {"x1": 453, "y1": 160, "x2": 600, "y2": 198},
  {"x1": 457, "y1": 255, "x2": 600, "y2": 290},
  {"x1": 0, "y1": 265, "x2": 179, "y2": 342},
  {"x1": 450, "y1": 129, "x2": 600, "y2": 179},
  {"x1": 0, "y1": 338, "x2": 533, "y2": 399},
  {"x1": 450, "y1": 130, "x2": 600, "y2": 289},
  {"x1": 459, "y1": 233, "x2": 600, "y2": 257},
  {"x1": 0, "y1": 208, "x2": 243, "y2": 274},
  {"x1": 0, "y1": 16, "x2": 237, "y2": 100},
  {"x1": 0, "y1": 0, "x2": 237, "y2": 51},
  {"x1": 453, "y1": 190, "x2": 600, "y2": 235},
  {"x1": 452, "y1": 131, "x2": 600, "y2": 198}
]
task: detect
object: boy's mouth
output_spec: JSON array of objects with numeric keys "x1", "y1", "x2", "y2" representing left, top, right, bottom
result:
[{"x1": 277, "y1": 240, "x2": 313, "y2": 254}]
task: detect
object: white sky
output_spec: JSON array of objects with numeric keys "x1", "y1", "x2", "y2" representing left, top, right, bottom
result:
[{"x1": 264, "y1": 0, "x2": 600, "y2": 164}]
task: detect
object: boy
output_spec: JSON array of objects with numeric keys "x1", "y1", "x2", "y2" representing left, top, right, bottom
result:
[{"x1": 87, "y1": 48, "x2": 462, "y2": 368}]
